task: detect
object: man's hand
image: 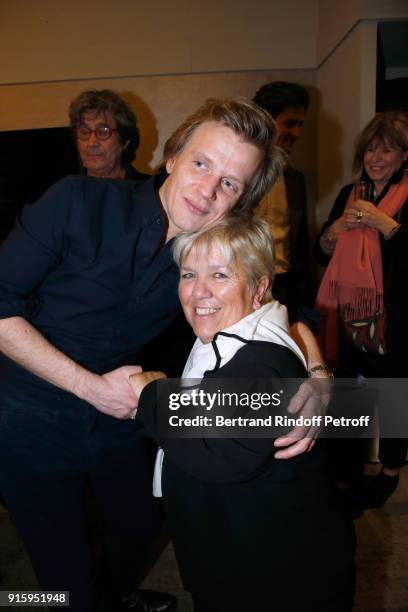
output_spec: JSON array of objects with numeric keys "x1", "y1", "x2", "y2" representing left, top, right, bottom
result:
[
  {"x1": 274, "y1": 377, "x2": 332, "y2": 459},
  {"x1": 0, "y1": 317, "x2": 142, "y2": 420},
  {"x1": 76, "y1": 365, "x2": 143, "y2": 419}
]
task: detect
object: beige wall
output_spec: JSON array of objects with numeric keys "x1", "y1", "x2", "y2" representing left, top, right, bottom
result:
[
  {"x1": 3, "y1": 0, "x2": 407, "y2": 242},
  {"x1": 317, "y1": 0, "x2": 363, "y2": 64},
  {"x1": 0, "y1": 0, "x2": 318, "y2": 214},
  {"x1": 362, "y1": 0, "x2": 408, "y2": 20},
  {"x1": 316, "y1": 20, "x2": 377, "y2": 228},
  {"x1": 317, "y1": 0, "x2": 408, "y2": 65},
  {"x1": 0, "y1": 70, "x2": 316, "y2": 175},
  {"x1": 1, "y1": 0, "x2": 317, "y2": 85},
  {"x1": 315, "y1": 0, "x2": 408, "y2": 231}
]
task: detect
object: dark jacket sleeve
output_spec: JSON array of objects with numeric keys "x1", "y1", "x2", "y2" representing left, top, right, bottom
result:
[
  {"x1": 136, "y1": 343, "x2": 306, "y2": 483},
  {"x1": 314, "y1": 184, "x2": 353, "y2": 267},
  {"x1": 0, "y1": 177, "x2": 76, "y2": 319},
  {"x1": 381, "y1": 196, "x2": 408, "y2": 263},
  {"x1": 285, "y1": 166, "x2": 313, "y2": 305}
]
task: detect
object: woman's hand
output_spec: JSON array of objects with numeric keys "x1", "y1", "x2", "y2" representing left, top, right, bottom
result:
[
  {"x1": 319, "y1": 215, "x2": 348, "y2": 255},
  {"x1": 346, "y1": 199, "x2": 399, "y2": 236},
  {"x1": 128, "y1": 371, "x2": 167, "y2": 417}
]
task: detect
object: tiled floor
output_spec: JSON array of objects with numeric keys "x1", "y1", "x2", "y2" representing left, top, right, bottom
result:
[
  {"x1": 353, "y1": 465, "x2": 408, "y2": 612},
  {"x1": 1, "y1": 466, "x2": 407, "y2": 611}
]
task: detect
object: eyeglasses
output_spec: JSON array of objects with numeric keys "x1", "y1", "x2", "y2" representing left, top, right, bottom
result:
[{"x1": 76, "y1": 124, "x2": 118, "y2": 141}]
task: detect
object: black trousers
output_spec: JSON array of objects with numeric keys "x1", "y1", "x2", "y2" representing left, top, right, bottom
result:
[
  {"x1": 0, "y1": 399, "x2": 161, "y2": 612},
  {"x1": 192, "y1": 585, "x2": 354, "y2": 612},
  {"x1": 330, "y1": 339, "x2": 408, "y2": 486}
]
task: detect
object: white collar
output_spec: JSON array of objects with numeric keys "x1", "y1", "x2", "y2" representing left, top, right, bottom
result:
[{"x1": 182, "y1": 301, "x2": 306, "y2": 381}]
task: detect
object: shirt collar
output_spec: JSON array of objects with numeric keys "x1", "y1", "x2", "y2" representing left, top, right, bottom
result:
[{"x1": 135, "y1": 169, "x2": 168, "y2": 227}]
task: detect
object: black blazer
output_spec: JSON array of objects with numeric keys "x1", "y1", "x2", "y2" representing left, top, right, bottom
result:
[
  {"x1": 136, "y1": 341, "x2": 355, "y2": 612},
  {"x1": 285, "y1": 165, "x2": 314, "y2": 305}
]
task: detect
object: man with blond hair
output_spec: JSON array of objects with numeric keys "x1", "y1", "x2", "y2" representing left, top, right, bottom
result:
[{"x1": 0, "y1": 98, "x2": 325, "y2": 612}]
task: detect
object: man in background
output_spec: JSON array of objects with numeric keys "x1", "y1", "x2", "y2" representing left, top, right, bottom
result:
[
  {"x1": 69, "y1": 89, "x2": 150, "y2": 180},
  {"x1": 253, "y1": 81, "x2": 313, "y2": 319}
]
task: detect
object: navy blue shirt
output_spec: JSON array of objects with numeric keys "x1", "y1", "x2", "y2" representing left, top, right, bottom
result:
[{"x1": 0, "y1": 173, "x2": 180, "y2": 402}]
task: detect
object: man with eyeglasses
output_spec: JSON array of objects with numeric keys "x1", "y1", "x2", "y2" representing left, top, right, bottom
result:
[{"x1": 69, "y1": 89, "x2": 150, "y2": 181}]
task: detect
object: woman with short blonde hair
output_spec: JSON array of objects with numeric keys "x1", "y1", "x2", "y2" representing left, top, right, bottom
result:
[{"x1": 132, "y1": 215, "x2": 355, "y2": 612}]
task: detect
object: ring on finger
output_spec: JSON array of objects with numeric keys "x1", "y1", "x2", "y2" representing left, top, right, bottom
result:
[{"x1": 356, "y1": 210, "x2": 363, "y2": 221}]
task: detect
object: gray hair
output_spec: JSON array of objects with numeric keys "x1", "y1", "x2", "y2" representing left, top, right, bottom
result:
[
  {"x1": 69, "y1": 89, "x2": 139, "y2": 165},
  {"x1": 173, "y1": 214, "x2": 275, "y2": 304}
]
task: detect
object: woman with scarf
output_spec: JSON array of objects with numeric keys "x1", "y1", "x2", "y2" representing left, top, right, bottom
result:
[
  {"x1": 131, "y1": 215, "x2": 355, "y2": 612},
  {"x1": 315, "y1": 111, "x2": 408, "y2": 509}
]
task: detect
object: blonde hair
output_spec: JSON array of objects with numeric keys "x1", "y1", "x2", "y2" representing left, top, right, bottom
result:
[
  {"x1": 163, "y1": 97, "x2": 285, "y2": 214},
  {"x1": 173, "y1": 214, "x2": 275, "y2": 304},
  {"x1": 352, "y1": 111, "x2": 408, "y2": 183}
]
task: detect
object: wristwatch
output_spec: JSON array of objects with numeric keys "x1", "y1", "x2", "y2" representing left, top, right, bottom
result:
[{"x1": 307, "y1": 363, "x2": 334, "y2": 379}]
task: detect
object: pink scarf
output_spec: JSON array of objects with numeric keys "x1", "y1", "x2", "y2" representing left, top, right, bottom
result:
[{"x1": 316, "y1": 171, "x2": 408, "y2": 363}]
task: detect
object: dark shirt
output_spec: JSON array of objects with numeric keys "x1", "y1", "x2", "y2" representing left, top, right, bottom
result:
[
  {"x1": 81, "y1": 164, "x2": 151, "y2": 182},
  {"x1": 0, "y1": 173, "x2": 180, "y2": 402},
  {"x1": 123, "y1": 164, "x2": 151, "y2": 181}
]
